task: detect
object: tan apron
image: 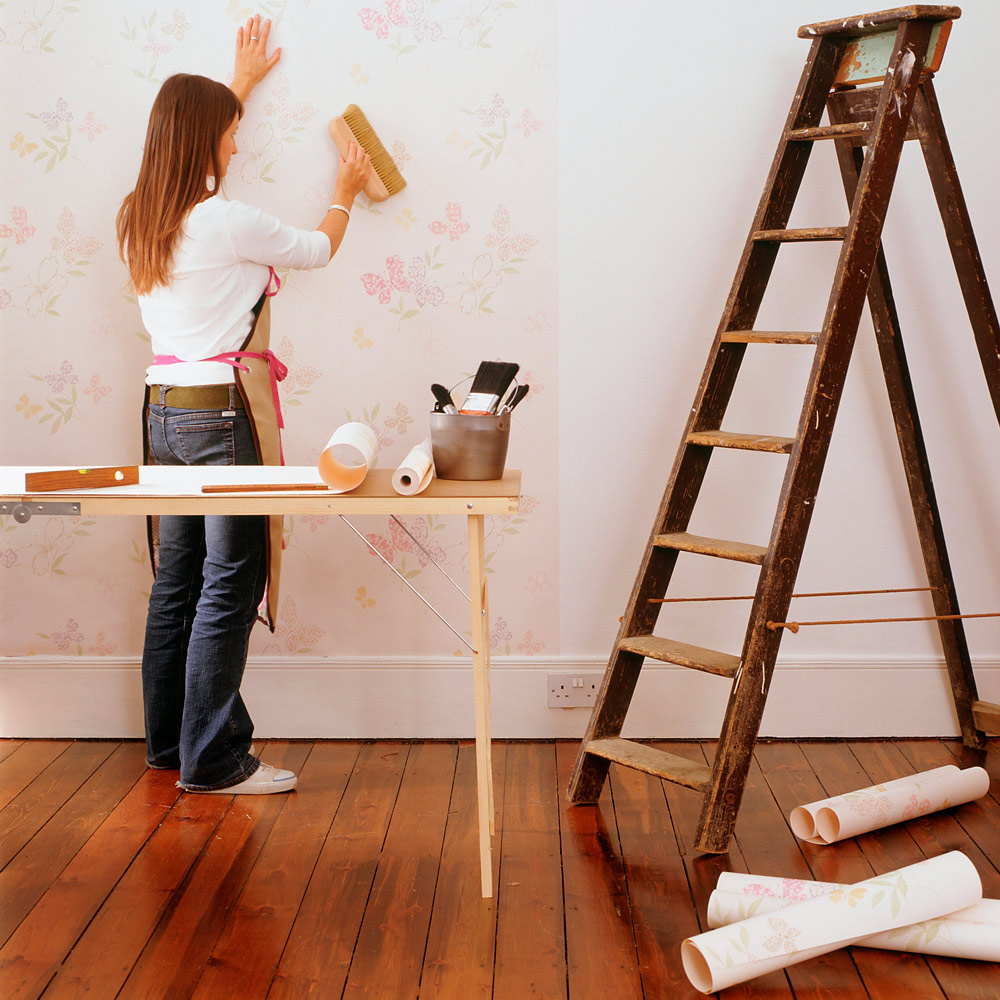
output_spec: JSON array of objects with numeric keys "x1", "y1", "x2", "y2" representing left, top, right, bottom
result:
[{"x1": 143, "y1": 294, "x2": 284, "y2": 631}]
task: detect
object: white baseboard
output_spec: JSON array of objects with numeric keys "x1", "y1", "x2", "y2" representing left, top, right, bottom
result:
[{"x1": 1, "y1": 655, "x2": 997, "y2": 740}]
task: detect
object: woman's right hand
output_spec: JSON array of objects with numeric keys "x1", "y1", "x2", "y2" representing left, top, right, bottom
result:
[{"x1": 334, "y1": 141, "x2": 373, "y2": 205}]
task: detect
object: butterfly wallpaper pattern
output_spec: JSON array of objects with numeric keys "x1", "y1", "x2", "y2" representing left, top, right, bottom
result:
[{"x1": 0, "y1": 1, "x2": 557, "y2": 730}]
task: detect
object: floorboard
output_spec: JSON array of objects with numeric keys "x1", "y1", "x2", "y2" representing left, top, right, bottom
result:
[{"x1": 0, "y1": 737, "x2": 993, "y2": 999}]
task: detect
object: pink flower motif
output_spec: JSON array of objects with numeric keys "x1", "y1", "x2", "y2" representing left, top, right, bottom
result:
[
  {"x1": 396, "y1": 517, "x2": 445, "y2": 566},
  {"x1": 902, "y1": 794, "x2": 933, "y2": 820},
  {"x1": 0, "y1": 548, "x2": 17, "y2": 568},
  {"x1": 359, "y1": 1, "x2": 408, "y2": 39},
  {"x1": 388, "y1": 518, "x2": 414, "y2": 553},
  {"x1": 407, "y1": 257, "x2": 444, "y2": 307},
  {"x1": 272, "y1": 596, "x2": 324, "y2": 652},
  {"x1": 391, "y1": 139, "x2": 411, "y2": 166},
  {"x1": 384, "y1": 402, "x2": 414, "y2": 435},
  {"x1": 80, "y1": 112, "x2": 107, "y2": 142},
  {"x1": 475, "y1": 93, "x2": 509, "y2": 127},
  {"x1": 0, "y1": 206, "x2": 36, "y2": 245},
  {"x1": 516, "y1": 630, "x2": 545, "y2": 655},
  {"x1": 51, "y1": 618, "x2": 84, "y2": 651},
  {"x1": 361, "y1": 254, "x2": 411, "y2": 304},
  {"x1": 406, "y1": 0, "x2": 442, "y2": 41},
  {"x1": 743, "y1": 884, "x2": 778, "y2": 897},
  {"x1": 39, "y1": 98, "x2": 73, "y2": 132},
  {"x1": 518, "y1": 493, "x2": 540, "y2": 516},
  {"x1": 429, "y1": 203, "x2": 470, "y2": 243},
  {"x1": 514, "y1": 108, "x2": 542, "y2": 138},
  {"x1": 142, "y1": 31, "x2": 171, "y2": 58},
  {"x1": 491, "y1": 616, "x2": 513, "y2": 647},
  {"x1": 263, "y1": 75, "x2": 318, "y2": 132},
  {"x1": 369, "y1": 517, "x2": 445, "y2": 567},
  {"x1": 484, "y1": 204, "x2": 537, "y2": 261},
  {"x1": 88, "y1": 631, "x2": 117, "y2": 655},
  {"x1": 0, "y1": 289, "x2": 10, "y2": 309},
  {"x1": 364, "y1": 532, "x2": 395, "y2": 562},
  {"x1": 300, "y1": 515, "x2": 330, "y2": 532},
  {"x1": 161, "y1": 9, "x2": 191, "y2": 41},
  {"x1": 44, "y1": 361, "x2": 78, "y2": 393},
  {"x1": 50, "y1": 208, "x2": 102, "y2": 263},
  {"x1": 83, "y1": 373, "x2": 111, "y2": 404}
]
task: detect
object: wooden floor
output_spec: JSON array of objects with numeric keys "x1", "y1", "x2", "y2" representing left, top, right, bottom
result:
[{"x1": 0, "y1": 737, "x2": 997, "y2": 999}]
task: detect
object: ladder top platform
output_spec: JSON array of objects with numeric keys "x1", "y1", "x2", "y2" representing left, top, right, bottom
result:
[{"x1": 798, "y1": 5, "x2": 961, "y2": 38}]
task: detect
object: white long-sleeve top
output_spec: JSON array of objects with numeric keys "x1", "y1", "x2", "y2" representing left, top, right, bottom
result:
[{"x1": 140, "y1": 196, "x2": 331, "y2": 386}]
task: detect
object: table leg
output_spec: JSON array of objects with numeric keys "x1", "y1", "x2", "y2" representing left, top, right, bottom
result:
[
  {"x1": 468, "y1": 513, "x2": 493, "y2": 898},
  {"x1": 483, "y1": 578, "x2": 495, "y2": 835}
]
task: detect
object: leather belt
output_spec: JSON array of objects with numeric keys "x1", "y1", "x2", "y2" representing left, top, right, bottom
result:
[{"x1": 148, "y1": 384, "x2": 244, "y2": 409}]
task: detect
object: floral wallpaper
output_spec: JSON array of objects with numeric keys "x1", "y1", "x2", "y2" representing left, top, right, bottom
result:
[{"x1": 1, "y1": 1, "x2": 557, "y2": 664}]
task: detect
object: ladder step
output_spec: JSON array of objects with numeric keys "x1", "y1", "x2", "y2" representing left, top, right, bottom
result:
[
  {"x1": 618, "y1": 635, "x2": 741, "y2": 678},
  {"x1": 688, "y1": 430, "x2": 795, "y2": 454},
  {"x1": 753, "y1": 226, "x2": 847, "y2": 242},
  {"x1": 721, "y1": 330, "x2": 820, "y2": 345},
  {"x1": 972, "y1": 699, "x2": 1000, "y2": 736},
  {"x1": 585, "y1": 738, "x2": 712, "y2": 790},
  {"x1": 655, "y1": 531, "x2": 768, "y2": 564},
  {"x1": 788, "y1": 122, "x2": 871, "y2": 142}
]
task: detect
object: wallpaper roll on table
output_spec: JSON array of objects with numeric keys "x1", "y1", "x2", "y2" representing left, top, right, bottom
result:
[
  {"x1": 391, "y1": 438, "x2": 435, "y2": 496},
  {"x1": 680, "y1": 851, "x2": 982, "y2": 994},
  {"x1": 317, "y1": 422, "x2": 378, "y2": 493},
  {"x1": 707, "y1": 874, "x2": 1000, "y2": 962},
  {"x1": 789, "y1": 765, "x2": 989, "y2": 845}
]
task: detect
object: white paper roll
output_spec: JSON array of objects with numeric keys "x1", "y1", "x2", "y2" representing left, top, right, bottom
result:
[
  {"x1": 707, "y1": 877, "x2": 1000, "y2": 962},
  {"x1": 788, "y1": 765, "x2": 957, "y2": 843},
  {"x1": 788, "y1": 765, "x2": 989, "y2": 845},
  {"x1": 392, "y1": 439, "x2": 435, "y2": 496},
  {"x1": 317, "y1": 422, "x2": 378, "y2": 493},
  {"x1": 680, "y1": 851, "x2": 982, "y2": 994}
]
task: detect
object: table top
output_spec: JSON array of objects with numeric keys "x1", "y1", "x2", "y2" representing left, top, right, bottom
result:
[{"x1": 0, "y1": 466, "x2": 521, "y2": 516}]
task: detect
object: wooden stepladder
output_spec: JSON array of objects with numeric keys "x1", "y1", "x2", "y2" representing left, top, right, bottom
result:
[{"x1": 568, "y1": 5, "x2": 1000, "y2": 853}]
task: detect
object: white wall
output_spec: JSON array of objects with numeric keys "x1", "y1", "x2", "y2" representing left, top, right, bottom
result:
[
  {"x1": 558, "y1": 0, "x2": 1000, "y2": 735},
  {"x1": 2, "y1": 0, "x2": 998, "y2": 738}
]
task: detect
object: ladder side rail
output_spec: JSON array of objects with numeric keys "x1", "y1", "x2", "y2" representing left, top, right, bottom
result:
[
  {"x1": 566, "y1": 37, "x2": 846, "y2": 805},
  {"x1": 694, "y1": 19, "x2": 935, "y2": 853},
  {"x1": 828, "y1": 113, "x2": 984, "y2": 749},
  {"x1": 912, "y1": 79, "x2": 1000, "y2": 425}
]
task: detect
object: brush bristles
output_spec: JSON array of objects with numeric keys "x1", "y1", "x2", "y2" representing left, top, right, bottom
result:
[{"x1": 341, "y1": 104, "x2": 407, "y2": 196}]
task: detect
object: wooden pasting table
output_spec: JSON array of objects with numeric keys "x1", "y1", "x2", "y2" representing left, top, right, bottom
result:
[{"x1": 0, "y1": 465, "x2": 521, "y2": 897}]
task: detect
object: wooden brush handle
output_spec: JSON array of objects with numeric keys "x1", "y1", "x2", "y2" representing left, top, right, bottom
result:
[{"x1": 328, "y1": 117, "x2": 390, "y2": 202}]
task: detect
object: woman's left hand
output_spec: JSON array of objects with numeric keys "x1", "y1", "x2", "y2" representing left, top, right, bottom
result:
[{"x1": 231, "y1": 14, "x2": 281, "y2": 103}]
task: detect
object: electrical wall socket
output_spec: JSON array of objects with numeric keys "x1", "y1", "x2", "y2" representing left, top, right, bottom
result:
[{"x1": 547, "y1": 671, "x2": 604, "y2": 708}]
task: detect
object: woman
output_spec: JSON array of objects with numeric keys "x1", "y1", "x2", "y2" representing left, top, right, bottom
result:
[{"x1": 117, "y1": 15, "x2": 371, "y2": 794}]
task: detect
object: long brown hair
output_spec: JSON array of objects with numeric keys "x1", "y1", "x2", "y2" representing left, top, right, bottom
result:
[{"x1": 117, "y1": 74, "x2": 243, "y2": 294}]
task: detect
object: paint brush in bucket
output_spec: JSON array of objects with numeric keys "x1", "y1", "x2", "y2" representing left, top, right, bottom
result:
[{"x1": 460, "y1": 361, "x2": 519, "y2": 414}]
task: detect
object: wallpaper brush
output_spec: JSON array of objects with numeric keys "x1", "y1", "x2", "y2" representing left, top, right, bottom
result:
[{"x1": 328, "y1": 105, "x2": 406, "y2": 203}]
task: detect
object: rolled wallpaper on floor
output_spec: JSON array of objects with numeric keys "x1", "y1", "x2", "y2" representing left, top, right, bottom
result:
[
  {"x1": 680, "y1": 851, "x2": 982, "y2": 993},
  {"x1": 708, "y1": 871, "x2": 1000, "y2": 962},
  {"x1": 788, "y1": 764, "x2": 990, "y2": 844}
]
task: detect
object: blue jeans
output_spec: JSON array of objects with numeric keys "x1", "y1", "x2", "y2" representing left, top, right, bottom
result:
[{"x1": 142, "y1": 395, "x2": 267, "y2": 789}]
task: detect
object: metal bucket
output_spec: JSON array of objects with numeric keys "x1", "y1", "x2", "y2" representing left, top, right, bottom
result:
[{"x1": 429, "y1": 410, "x2": 510, "y2": 480}]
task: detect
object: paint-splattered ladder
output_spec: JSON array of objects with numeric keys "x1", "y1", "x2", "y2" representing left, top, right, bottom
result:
[{"x1": 568, "y1": 5, "x2": 1000, "y2": 853}]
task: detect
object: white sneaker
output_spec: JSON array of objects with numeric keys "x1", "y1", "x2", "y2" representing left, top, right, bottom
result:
[{"x1": 187, "y1": 762, "x2": 297, "y2": 795}]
